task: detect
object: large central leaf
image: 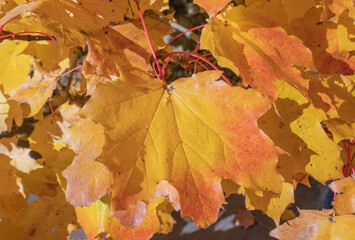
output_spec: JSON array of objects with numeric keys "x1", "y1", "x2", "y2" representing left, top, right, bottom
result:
[{"x1": 80, "y1": 71, "x2": 283, "y2": 227}]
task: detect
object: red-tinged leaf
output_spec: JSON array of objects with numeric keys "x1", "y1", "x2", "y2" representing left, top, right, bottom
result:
[
  {"x1": 75, "y1": 197, "x2": 164, "y2": 240},
  {"x1": 155, "y1": 180, "x2": 181, "y2": 211},
  {"x1": 80, "y1": 70, "x2": 283, "y2": 228},
  {"x1": 62, "y1": 155, "x2": 112, "y2": 207},
  {"x1": 61, "y1": 119, "x2": 105, "y2": 159},
  {"x1": 201, "y1": 5, "x2": 315, "y2": 100},
  {"x1": 287, "y1": 8, "x2": 355, "y2": 75},
  {"x1": 62, "y1": 118, "x2": 112, "y2": 207}
]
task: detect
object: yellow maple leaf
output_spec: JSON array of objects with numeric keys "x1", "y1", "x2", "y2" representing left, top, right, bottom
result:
[
  {"x1": 62, "y1": 119, "x2": 112, "y2": 207},
  {"x1": 0, "y1": 40, "x2": 32, "y2": 96},
  {"x1": 258, "y1": 81, "x2": 344, "y2": 184},
  {"x1": 80, "y1": 70, "x2": 284, "y2": 227},
  {"x1": 13, "y1": 63, "x2": 60, "y2": 117}
]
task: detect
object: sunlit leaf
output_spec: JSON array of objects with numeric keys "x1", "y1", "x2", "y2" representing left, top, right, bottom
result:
[{"x1": 81, "y1": 70, "x2": 283, "y2": 227}]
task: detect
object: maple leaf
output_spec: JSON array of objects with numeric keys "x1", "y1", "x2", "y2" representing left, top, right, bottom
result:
[
  {"x1": 0, "y1": 0, "x2": 107, "y2": 53},
  {"x1": 1, "y1": 0, "x2": 168, "y2": 60},
  {"x1": 329, "y1": 176, "x2": 355, "y2": 215},
  {"x1": 63, "y1": 155, "x2": 112, "y2": 207},
  {"x1": 0, "y1": 40, "x2": 32, "y2": 96},
  {"x1": 305, "y1": 73, "x2": 355, "y2": 142},
  {"x1": 0, "y1": 39, "x2": 61, "y2": 124},
  {"x1": 270, "y1": 209, "x2": 355, "y2": 240},
  {"x1": 28, "y1": 109, "x2": 76, "y2": 193},
  {"x1": 93, "y1": 22, "x2": 158, "y2": 74},
  {"x1": 258, "y1": 81, "x2": 344, "y2": 184},
  {"x1": 0, "y1": 191, "x2": 76, "y2": 239},
  {"x1": 286, "y1": 7, "x2": 355, "y2": 75},
  {"x1": 1, "y1": 14, "x2": 66, "y2": 70},
  {"x1": 0, "y1": 145, "x2": 76, "y2": 240},
  {"x1": 13, "y1": 63, "x2": 60, "y2": 117},
  {"x1": 62, "y1": 119, "x2": 112, "y2": 207},
  {"x1": 61, "y1": 119, "x2": 104, "y2": 159},
  {"x1": 75, "y1": 196, "x2": 166, "y2": 240},
  {"x1": 200, "y1": 4, "x2": 315, "y2": 100},
  {"x1": 80, "y1": 70, "x2": 283, "y2": 227},
  {"x1": 193, "y1": 0, "x2": 231, "y2": 17},
  {"x1": 83, "y1": 22, "x2": 156, "y2": 79},
  {"x1": 3, "y1": 0, "x2": 355, "y2": 238}
]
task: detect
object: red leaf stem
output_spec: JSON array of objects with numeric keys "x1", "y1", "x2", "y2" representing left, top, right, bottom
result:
[
  {"x1": 189, "y1": 59, "x2": 209, "y2": 71},
  {"x1": 152, "y1": 61, "x2": 159, "y2": 79},
  {"x1": 192, "y1": 43, "x2": 201, "y2": 53},
  {"x1": 164, "y1": 24, "x2": 206, "y2": 51},
  {"x1": 102, "y1": 232, "x2": 107, "y2": 240},
  {"x1": 199, "y1": 53, "x2": 212, "y2": 58},
  {"x1": 166, "y1": 51, "x2": 233, "y2": 86},
  {"x1": 72, "y1": 55, "x2": 83, "y2": 64},
  {"x1": 61, "y1": 65, "x2": 82, "y2": 77},
  {"x1": 0, "y1": 14, "x2": 20, "y2": 33},
  {"x1": 47, "y1": 99, "x2": 54, "y2": 114},
  {"x1": 133, "y1": 0, "x2": 165, "y2": 83},
  {"x1": 76, "y1": 229, "x2": 82, "y2": 240}
]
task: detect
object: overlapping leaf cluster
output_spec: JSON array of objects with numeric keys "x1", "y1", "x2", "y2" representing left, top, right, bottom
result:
[{"x1": 0, "y1": 0, "x2": 354, "y2": 239}]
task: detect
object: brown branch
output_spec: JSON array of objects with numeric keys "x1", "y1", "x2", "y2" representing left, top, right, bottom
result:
[{"x1": 0, "y1": 30, "x2": 56, "y2": 42}]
